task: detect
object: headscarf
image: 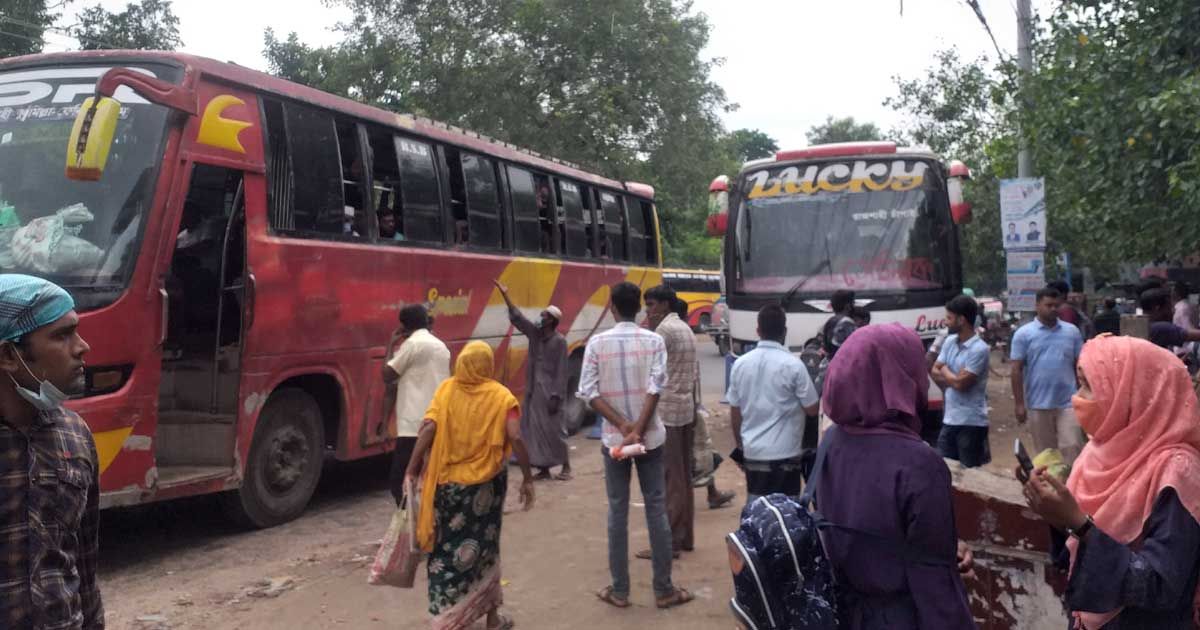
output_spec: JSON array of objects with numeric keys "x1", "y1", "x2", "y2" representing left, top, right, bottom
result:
[
  {"x1": 1066, "y1": 335, "x2": 1200, "y2": 628},
  {"x1": 821, "y1": 323, "x2": 927, "y2": 437},
  {"x1": 416, "y1": 341, "x2": 519, "y2": 552},
  {"x1": 0, "y1": 274, "x2": 74, "y2": 341}
]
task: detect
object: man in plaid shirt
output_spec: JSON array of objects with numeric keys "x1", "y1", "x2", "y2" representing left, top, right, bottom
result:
[
  {"x1": 642, "y1": 285, "x2": 697, "y2": 557},
  {"x1": 579, "y1": 281, "x2": 693, "y2": 610},
  {"x1": 0, "y1": 275, "x2": 103, "y2": 629}
]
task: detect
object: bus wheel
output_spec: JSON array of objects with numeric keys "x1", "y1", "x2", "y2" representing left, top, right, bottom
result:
[
  {"x1": 224, "y1": 388, "x2": 325, "y2": 528},
  {"x1": 698, "y1": 312, "x2": 712, "y2": 332},
  {"x1": 562, "y1": 355, "x2": 593, "y2": 435},
  {"x1": 716, "y1": 335, "x2": 730, "y2": 357}
]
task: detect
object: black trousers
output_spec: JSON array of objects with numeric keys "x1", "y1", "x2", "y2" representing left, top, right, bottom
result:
[{"x1": 388, "y1": 436, "x2": 418, "y2": 505}]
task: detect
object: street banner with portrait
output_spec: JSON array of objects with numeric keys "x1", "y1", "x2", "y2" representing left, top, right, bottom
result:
[{"x1": 1000, "y1": 178, "x2": 1046, "y2": 250}]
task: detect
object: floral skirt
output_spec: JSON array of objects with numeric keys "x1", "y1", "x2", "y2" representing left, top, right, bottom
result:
[{"x1": 428, "y1": 470, "x2": 507, "y2": 630}]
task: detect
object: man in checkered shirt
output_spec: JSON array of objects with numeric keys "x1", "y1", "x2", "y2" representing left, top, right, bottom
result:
[
  {"x1": 578, "y1": 281, "x2": 693, "y2": 610},
  {"x1": 0, "y1": 274, "x2": 103, "y2": 629}
]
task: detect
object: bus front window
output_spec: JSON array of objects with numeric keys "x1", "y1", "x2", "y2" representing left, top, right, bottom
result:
[
  {"x1": 0, "y1": 66, "x2": 173, "y2": 310},
  {"x1": 734, "y1": 159, "x2": 954, "y2": 296}
]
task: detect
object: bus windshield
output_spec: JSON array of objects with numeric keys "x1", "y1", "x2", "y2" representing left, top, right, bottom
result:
[
  {"x1": 0, "y1": 65, "x2": 173, "y2": 309},
  {"x1": 733, "y1": 158, "x2": 955, "y2": 295}
]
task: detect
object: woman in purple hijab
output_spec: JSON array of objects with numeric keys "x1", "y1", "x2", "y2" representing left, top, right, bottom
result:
[{"x1": 813, "y1": 324, "x2": 977, "y2": 629}]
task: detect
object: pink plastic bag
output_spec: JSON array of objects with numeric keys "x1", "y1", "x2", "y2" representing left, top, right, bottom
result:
[{"x1": 368, "y1": 480, "x2": 424, "y2": 588}]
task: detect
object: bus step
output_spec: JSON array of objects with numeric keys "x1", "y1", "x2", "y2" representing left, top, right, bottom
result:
[
  {"x1": 155, "y1": 465, "x2": 234, "y2": 489},
  {"x1": 156, "y1": 421, "x2": 236, "y2": 467},
  {"x1": 158, "y1": 411, "x2": 235, "y2": 425}
]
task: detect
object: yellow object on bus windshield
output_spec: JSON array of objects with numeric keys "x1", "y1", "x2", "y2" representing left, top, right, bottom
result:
[{"x1": 65, "y1": 96, "x2": 121, "y2": 182}]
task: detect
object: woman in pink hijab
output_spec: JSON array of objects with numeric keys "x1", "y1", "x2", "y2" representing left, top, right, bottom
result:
[{"x1": 1021, "y1": 335, "x2": 1200, "y2": 629}]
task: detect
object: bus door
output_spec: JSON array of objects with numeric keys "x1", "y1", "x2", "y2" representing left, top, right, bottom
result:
[{"x1": 156, "y1": 163, "x2": 247, "y2": 479}]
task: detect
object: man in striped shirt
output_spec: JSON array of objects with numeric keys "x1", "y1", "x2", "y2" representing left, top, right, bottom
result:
[{"x1": 578, "y1": 281, "x2": 693, "y2": 610}]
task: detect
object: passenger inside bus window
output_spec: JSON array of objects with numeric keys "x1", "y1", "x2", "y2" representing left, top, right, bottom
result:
[
  {"x1": 553, "y1": 180, "x2": 567, "y2": 254},
  {"x1": 378, "y1": 208, "x2": 404, "y2": 241},
  {"x1": 366, "y1": 126, "x2": 405, "y2": 242}
]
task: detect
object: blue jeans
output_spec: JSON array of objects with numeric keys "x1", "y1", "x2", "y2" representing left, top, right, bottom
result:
[{"x1": 603, "y1": 445, "x2": 674, "y2": 598}]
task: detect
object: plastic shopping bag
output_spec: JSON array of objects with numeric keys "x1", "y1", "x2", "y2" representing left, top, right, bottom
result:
[{"x1": 368, "y1": 479, "x2": 424, "y2": 588}]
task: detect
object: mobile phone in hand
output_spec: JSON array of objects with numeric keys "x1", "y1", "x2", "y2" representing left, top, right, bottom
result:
[{"x1": 1014, "y1": 439, "x2": 1034, "y2": 481}]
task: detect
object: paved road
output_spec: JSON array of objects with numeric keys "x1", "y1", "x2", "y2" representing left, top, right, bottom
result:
[{"x1": 98, "y1": 337, "x2": 744, "y2": 629}]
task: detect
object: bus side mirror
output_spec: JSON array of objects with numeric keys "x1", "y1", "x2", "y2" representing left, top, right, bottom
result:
[
  {"x1": 65, "y1": 96, "x2": 122, "y2": 181},
  {"x1": 948, "y1": 160, "x2": 972, "y2": 225}
]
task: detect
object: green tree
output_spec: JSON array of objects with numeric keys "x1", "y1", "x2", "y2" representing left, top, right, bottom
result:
[
  {"x1": 724, "y1": 128, "x2": 778, "y2": 162},
  {"x1": 264, "y1": 0, "x2": 731, "y2": 267},
  {"x1": 887, "y1": 49, "x2": 1013, "y2": 293},
  {"x1": 0, "y1": 0, "x2": 65, "y2": 58},
  {"x1": 73, "y1": 0, "x2": 182, "y2": 51},
  {"x1": 1018, "y1": 0, "x2": 1200, "y2": 270},
  {"x1": 806, "y1": 116, "x2": 883, "y2": 145}
]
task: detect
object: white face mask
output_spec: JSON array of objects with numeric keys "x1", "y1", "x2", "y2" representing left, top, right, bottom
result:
[{"x1": 7, "y1": 347, "x2": 68, "y2": 411}]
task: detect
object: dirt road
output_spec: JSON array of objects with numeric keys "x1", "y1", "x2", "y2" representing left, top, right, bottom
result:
[{"x1": 99, "y1": 344, "x2": 1026, "y2": 629}]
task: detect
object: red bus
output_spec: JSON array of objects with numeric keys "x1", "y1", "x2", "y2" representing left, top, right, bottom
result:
[{"x1": 0, "y1": 51, "x2": 662, "y2": 526}]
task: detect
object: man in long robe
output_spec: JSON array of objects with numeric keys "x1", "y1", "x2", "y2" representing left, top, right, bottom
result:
[{"x1": 494, "y1": 280, "x2": 571, "y2": 480}]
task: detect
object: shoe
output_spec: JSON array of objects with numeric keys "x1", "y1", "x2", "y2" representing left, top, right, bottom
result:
[{"x1": 708, "y1": 490, "x2": 736, "y2": 509}]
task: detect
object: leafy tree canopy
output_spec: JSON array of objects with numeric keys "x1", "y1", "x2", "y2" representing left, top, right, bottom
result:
[
  {"x1": 73, "y1": 0, "x2": 182, "y2": 51},
  {"x1": 0, "y1": 0, "x2": 65, "y2": 59},
  {"x1": 805, "y1": 116, "x2": 883, "y2": 145},
  {"x1": 724, "y1": 128, "x2": 778, "y2": 163}
]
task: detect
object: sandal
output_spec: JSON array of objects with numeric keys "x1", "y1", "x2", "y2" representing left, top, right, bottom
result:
[
  {"x1": 487, "y1": 613, "x2": 515, "y2": 630},
  {"x1": 595, "y1": 586, "x2": 630, "y2": 609},
  {"x1": 555, "y1": 470, "x2": 574, "y2": 481},
  {"x1": 656, "y1": 587, "x2": 695, "y2": 609},
  {"x1": 532, "y1": 470, "x2": 552, "y2": 481}
]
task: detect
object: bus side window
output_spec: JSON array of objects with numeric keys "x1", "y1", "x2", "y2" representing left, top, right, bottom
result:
[
  {"x1": 532, "y1": 174, "x2": 556, "y2": 254},
  {"x1": 600, "y1": 191, "x2": 627, "y2": 261},
  {"x1": 507, "y1": 166, "x2": 540, "y2": 254},
  {"x1": 558, "y1": 178, "x2": 588, "y2": 258},
  {"x1": 641, "y1": 200, "x2": 659, "y2": 264},
  {"x1": 365, "y1": 126, "x2": 403, "y2": 243},
  {"x1": 335, "y1": 119, "x2": 368, "y2": 239},
  {"x1": 441, "y1": 146, "x2": 469, "y2": 244},
  {"x1": 395, "y1": 137, "x2": 443, "y2": 244},
  {"x1": 460, "y1": 152, "x2": 504, "y2": 249},
  {"x1": 624, "y1": 195, "x2": 647, "y2": 264},
  {"x1": 266, "y1": 101, "x2": 346, "y2": 237},
  {"x1": 580, "y1": 184, "x2": 598, "y2": 257}
]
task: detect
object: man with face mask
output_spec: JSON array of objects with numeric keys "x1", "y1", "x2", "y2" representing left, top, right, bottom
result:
[
  {"x1": 494, "y1": 280, "x2": 571, "y2": 480},
  {"x1": 0, "y1": 274, "x2": 103, "y2": 629}
]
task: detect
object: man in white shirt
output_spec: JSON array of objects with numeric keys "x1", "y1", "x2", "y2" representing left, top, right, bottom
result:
[
  {"x1": 578, "y1": 282, "x2": 692, "y2": 610},
  {"x1": 383, "y1": 304, "x2": 450, "y2": 505},
  {"x1": 728, "y1": 304, "x2": 820, "y2": 503}
]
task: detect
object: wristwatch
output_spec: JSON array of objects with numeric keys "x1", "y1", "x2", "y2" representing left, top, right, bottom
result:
[{"x1": 1066, "y1": 515, "x2": 1094, "y2": 539}]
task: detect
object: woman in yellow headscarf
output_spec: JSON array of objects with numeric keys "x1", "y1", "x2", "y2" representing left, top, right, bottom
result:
[{"x1": 405, "y1": 341, "x2": 535, "y2": 630}]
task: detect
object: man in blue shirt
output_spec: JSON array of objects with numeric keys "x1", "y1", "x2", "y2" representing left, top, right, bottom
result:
[
  {"x1": 1011, "y1": 286, "x2": 1085, "y2": 464},
  {"x1": 932, "y1": 295, "x2": 991, "y2": 467},
  {"x1": 727, "y1": 304, "x2": 820, "y2": 503}
]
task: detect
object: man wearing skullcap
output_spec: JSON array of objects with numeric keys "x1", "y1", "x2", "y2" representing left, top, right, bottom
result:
[
  {"x1": 493, "y1": 280, "x2": 572, "y2": 480},
  {"x1": 0, "y1": 275, "x2": 103, "y2": 629}
]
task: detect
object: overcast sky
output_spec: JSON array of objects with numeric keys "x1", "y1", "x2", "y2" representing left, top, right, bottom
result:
[{"x1": 53, "y1": 0, "x2": 1051, "y2": 150}]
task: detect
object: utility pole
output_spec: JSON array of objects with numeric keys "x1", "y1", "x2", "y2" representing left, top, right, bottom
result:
[{"x1": 1017, "y1": 0, "x2": 1033, "y2": 177}]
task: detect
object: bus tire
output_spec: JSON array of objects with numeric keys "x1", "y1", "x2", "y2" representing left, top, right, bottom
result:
[
  {"x1": 562, "y1": 354, "x2": 593, "y2": 436},
  {"x1": 224, "y1": 387, "x2": 325, "y2": 528},
  {"x1": 698, "y1": 312, "x2": 711, "y2": 332},
  {"x1": 716, "y1": 335, "x2": 730, "y2": 357}
]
